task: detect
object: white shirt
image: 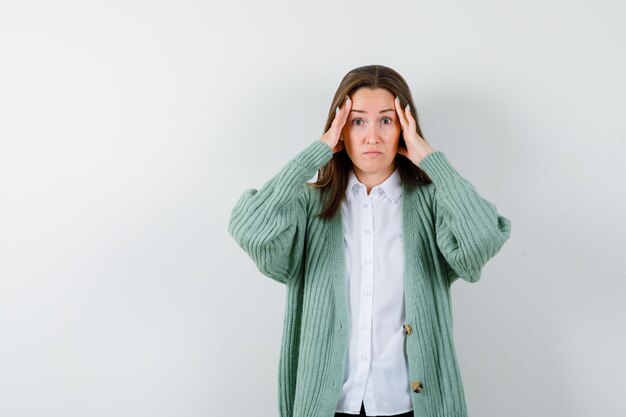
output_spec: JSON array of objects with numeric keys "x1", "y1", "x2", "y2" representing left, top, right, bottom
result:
[{"x1": 335, "y1": 166, "x2": 413, "y2": 416}]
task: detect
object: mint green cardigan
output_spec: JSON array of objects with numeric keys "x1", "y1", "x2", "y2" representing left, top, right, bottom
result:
[{"x1": 228, "y1": 140, "x2": 512, "y2": 417}]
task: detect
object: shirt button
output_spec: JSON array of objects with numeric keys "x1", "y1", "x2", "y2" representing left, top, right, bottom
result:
[
  {"x1": 364, "y1": 290, "x2": 371, "y2": 296},
  {"x1": 364, "y1": 259, "x2": 371, "y2": 265},
  {"x1": 361, "y1": 355, "x2": 367, "y2": 361},
  {"x1": 403, "y1": 323, "x2": 413, "y2": 335},
  {"x1": 364, "y1": 229, "x2": 370, "y2": 234},
  {"x1": 361, "y1": 324, "x2": 368, "y2": 330}
]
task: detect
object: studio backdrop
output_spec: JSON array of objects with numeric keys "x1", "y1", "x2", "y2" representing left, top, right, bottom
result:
[{"x1": 0, "y1": 1, "x2": 624, "y2": 416}]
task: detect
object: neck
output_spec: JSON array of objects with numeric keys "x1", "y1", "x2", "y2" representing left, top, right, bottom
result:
[{"x1": 353, "y1": 163, "x2": 396, "y2": 195}]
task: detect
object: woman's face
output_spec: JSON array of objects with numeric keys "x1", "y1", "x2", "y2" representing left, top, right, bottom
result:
[{"x1": 340, "y1": 87, "x2": 401, "y2": 179}]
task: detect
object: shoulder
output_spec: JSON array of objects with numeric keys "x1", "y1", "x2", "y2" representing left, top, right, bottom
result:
[
  {"x1": 303, "y1": 182, "x2": 324, "y2": 211},
  {"x1": 402, "y1": 180, "x2": 437, "y2": 221},
  {"x1": 403, "y1": 179, "x2": 436, "y2": 201}
]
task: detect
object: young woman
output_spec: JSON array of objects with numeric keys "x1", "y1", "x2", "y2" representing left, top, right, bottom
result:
[{"x1": 228, "y1": 65, "x2": 512, "y2": 417}]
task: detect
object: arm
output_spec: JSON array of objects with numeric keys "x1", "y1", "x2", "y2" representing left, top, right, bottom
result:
[
  {"x1": 417, "y1": 151, "x2": 512, "y2": 285},
  {"x1": 228, "y1": 140, "x2": 333, "y2": 284}
]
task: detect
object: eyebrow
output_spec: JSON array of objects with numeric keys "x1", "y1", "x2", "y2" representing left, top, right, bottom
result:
[{"x1": 350, "y1": 109, "x2": 394, "y2": 114}]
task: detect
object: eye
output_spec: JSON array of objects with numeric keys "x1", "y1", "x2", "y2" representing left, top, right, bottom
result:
[
  {"x1": 382, "y1": 117, "x2": 393, "y2": 125},
  {"x1": 351, "y1": 118, "x2": 363, "y2": 126}
]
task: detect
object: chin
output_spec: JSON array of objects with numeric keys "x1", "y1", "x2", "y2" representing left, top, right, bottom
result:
[{"x1": 356, "y1": 159, "x2": 394, "y2": 171}]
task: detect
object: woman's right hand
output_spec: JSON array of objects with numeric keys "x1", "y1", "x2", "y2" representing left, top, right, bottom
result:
[{"x1": 320, "y1": 95, "x2": 351, "y2": 154}]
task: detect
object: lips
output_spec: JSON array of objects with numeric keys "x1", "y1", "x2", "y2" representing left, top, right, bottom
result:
[{"x1": 363, "y1": 150, "x2": 381, "y2": 155}]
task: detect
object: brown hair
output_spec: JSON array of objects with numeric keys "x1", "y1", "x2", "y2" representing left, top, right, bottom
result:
[{"x1": 309, "y1": 64, "x2": 432, "y2": 220}]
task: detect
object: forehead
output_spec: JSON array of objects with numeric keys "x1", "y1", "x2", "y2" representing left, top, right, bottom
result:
[{"x1": 349, "y1": 87, "x2": 395, "y2": 112}]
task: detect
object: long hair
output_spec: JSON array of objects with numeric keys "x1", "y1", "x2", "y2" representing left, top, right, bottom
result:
[{"x1": 309, "y1": 64, "x2": 433, "y2": 220}]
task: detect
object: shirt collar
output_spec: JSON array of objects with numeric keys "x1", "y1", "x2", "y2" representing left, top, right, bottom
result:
[{"x1": 344, "y1": 166, "x2": 402, "y2": 204}]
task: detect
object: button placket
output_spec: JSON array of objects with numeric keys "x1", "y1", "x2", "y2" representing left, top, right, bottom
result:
[{"x1": 356, "y1": 190, "x2": 374, "y2": 391}]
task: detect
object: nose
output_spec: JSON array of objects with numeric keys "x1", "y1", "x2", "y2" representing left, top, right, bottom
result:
[{"x1": 365, "y1": 126, "x2": 381, "y2": 144}]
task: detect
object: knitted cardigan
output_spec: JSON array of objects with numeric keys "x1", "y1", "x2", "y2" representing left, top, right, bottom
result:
[{"x1": 228, "y1": 139, "x2": 512, "y2": 417}]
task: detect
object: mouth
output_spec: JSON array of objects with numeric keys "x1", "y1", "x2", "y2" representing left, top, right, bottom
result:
[{"x1": 363, "y1": 151, "x2": 382, "y2": 157}]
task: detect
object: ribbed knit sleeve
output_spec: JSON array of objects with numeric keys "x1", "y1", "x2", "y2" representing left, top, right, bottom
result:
[
  {"x1": 228, "y1": 140, "x2": 333, "y2": 284},
  {"x1": 417, "y1": 150, "x2": 512, "y2": 285}
]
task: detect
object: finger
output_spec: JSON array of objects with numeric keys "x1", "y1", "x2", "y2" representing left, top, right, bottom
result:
[
  {"x1": 394, "y1": 96, "x2": 408, "y2": 130},
  {"x1": 340, "y1": 95, "x2": 352, "y2": 124},
  {"x1": 332, "y1": 96, "x2": 351, "y2": 128},
  {"x1": 404, "y1": 103, "x2": 416, "y2": 131},
  {"x1": 332, "y1": 97, "x2": 351, "y2": 142}
]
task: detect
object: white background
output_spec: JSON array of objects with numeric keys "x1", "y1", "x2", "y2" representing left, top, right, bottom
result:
[{"x1": 1, "y1": 1, "x2": 625, "y2": 416}]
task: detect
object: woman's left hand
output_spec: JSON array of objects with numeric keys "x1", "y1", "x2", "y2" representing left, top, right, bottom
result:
[{"x1": 394, "y1": 96, "x2": 435, "y2": 166}]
